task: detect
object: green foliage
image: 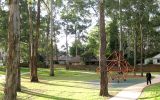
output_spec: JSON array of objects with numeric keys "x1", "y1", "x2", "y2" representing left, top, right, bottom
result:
[
  {"x1": 108, "y1": 19, "x2": 119, "y2": 52},
  {"x1": 105, "y1": 0, "x2": 160, "y2": 61},
  {"x1": 69, "y1": 40, "x2": 85, "y2": 57},
  {"x1": 0, "y1": 8, "x2": 8, "y2": 50},
  {"x1": 84, "y1": 26, "x2": 99, "y2": 57},
  {"x1": 55, "y1": 0, "x2": 62, "y2": 7}
]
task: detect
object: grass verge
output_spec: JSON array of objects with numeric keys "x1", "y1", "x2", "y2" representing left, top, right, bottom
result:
[{"x1": 139, "y1": 83, "x2": 160, "y2": 100}]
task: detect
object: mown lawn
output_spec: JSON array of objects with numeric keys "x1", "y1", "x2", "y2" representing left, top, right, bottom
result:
[
  {"x1": 0, "y1": 68, "x2": 112, "y2": 100},
  {"x1": 139, "y1": 83, "x2": 160, "y2": 100},
  {"x1": 1, "y1": 67, "x2": 150, "y2": 100}
]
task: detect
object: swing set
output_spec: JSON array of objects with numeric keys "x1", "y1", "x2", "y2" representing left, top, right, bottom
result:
[{"x1": 96, "y1": 51, "x2": 134, "y2": 82}]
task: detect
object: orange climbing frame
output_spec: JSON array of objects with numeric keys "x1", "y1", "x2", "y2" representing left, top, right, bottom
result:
[{"x1": 96, "y1": 51, "x2": 134, "y2": 73}]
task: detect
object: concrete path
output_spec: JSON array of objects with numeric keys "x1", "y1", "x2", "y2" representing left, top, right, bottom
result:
[
  {"x1": 109, "y1": 75, "x2": 160, "y2": 100},
  {"x1": 0, "y1": 75, "x2": 5, "y2": 80}
]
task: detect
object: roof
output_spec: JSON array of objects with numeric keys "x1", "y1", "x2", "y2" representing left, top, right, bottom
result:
[
  {"x1": 69, "y1": 56, "x2": 81, "y2": 63},
  {"x1": 53, "y1": 55, "x2": 81, "y2": 63},
  {"x1": 153, "y1": 54, "x2": 160, "y2": 59}
]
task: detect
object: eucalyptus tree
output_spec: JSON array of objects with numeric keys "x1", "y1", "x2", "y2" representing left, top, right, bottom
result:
[
  {"x1": 129, "y1": 0, "x2": 160, "y2": 76},
  {"x1": 16, "y1": 0, "x2": 30, "y2": 92},
  {"x1": 49, "y1": 0, "x2": 62, "y2": 75},
  {"x1": 28, "y1": 0, "x2": 40, "y2": 82},
  {"x1": 4, "y1": 0, "x2": 20, "y2": 99},
  {"x1": 61, "y1": 0, "x2": 91, "y2": 57},
  {"x1": 106, "y1": 0, "x2": 160, "y2": 69},
  {"x1": 99, "y1": 0, "x2": 109, "y2": 96},
  {"x1": 19, "y1": 0, "x2": 30, "y2": 62}
]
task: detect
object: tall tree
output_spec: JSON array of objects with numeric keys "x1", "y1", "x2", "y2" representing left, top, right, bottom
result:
[
  {"x1": 133, "y1": 27, "x2": 137, "y2": 75},
  {"x1": 4, "y1": 0, "x2": 20, "y2": 99},
  {"x1": 49, "y1": 0, "x2": 62, "y2": 74},
  {"x1": 28, "y1": 0, "x2": 40, "y2": 82},
  {"x1": 61, "y1": 0, "x2": 91, "y2": 57},
  {"x1": 49, "y1": 0, "x2": 54, "y2": 76},
  {"x1": 99, "y1": 0, "x2": 109, "y2": 96}
]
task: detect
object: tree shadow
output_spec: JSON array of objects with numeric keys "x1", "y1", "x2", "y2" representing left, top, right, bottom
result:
[
  {"x1": 21, "y1": 89, "x2": 75, "y2": 100},
  {"x1": 39, "y1": 81, "x2": 99, "y2": 90}
]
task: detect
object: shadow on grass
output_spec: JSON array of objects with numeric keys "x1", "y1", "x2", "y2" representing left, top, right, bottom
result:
[
  {"x1": 39, "y1": 81, "x2": 99, "y2": 90},
  {"x1": 21, "y1": 89, "x2": 75, "y2": 100},
  {"x1": 55, "y1": 80, "x2": 100, "y2": 84}
]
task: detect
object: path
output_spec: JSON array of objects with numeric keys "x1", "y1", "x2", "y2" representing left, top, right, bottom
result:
[
  {"x1": 0, "y1": 75, "x2": 5, "y2": 80},
  {"x1": 109, "y1": 75, "x2": 160, "y2": 100}
]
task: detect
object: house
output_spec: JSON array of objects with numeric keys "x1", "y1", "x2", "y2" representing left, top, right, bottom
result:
[
  {"x1": 69, "y1": 56, "x2": 81, "y2": 65},
  {"x1": 152, "y1": 54, "x2": 160, "y2": 64},
  {"x1": 52, "y1": 55, "x2": 82, "y2": 65},
  {"x1": 145, "y1": 54, "x2": 160, "y2": 65}
]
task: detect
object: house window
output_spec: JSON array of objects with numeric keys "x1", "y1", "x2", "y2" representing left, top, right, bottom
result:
[{"x1": 157, "y1": 59, "x2": 160, "y2": 63}]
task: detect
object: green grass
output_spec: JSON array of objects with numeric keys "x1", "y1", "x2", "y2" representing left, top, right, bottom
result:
[
  {"x1": 0, "y1": 66, "x2": 29, "y2": 75},
  {"x1": 1, "y1": 67, "x2": 151, "y2": 100},
  {"x1": 0, "y1": 66, "x2": 5, "y2": 75},
  {"x1": 139, "y1": 83, "x2": 160, "y2": 100},
  {"x1": 0, "y1": 67, "x2": 151, "y2": 100},
  {"x1": 0, "y1": 68, "x2": 111, "y2": 100}
]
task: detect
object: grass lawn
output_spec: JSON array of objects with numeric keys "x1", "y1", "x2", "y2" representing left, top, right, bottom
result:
[
  {"x1": 0, "y1": 66, "x2": 29, "y2": 75},
  {"x1": 0, "y1": 67, "x2": 151, "y2": 100},
  {"x1": 139, "y1": 83, "x2": 160, "y2": 100},
  {"x1": 0, "y1": 67, "x2": 112, "y2": 100}
]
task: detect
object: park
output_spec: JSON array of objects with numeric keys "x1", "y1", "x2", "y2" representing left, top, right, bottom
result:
[{"x1": 0, "y1": 0, "x2": 160, "y2": 100}]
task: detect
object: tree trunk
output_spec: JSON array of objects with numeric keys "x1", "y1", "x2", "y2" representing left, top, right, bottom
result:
[
  {"x1": 99, "y1": 0, "x2": 109, "y2": 96},
  {"x1": 4, "y1": 0, "x2": 20, "y2": 99},
  {"x1": 28, "y1": 0, "x2": 40, "y2": 82},
  {"x1": 119, "y1": 0, "x2": 122, "y2": 52},
  {"x1": 49, "y1": 0, "x2": 55, "y2": 76},
  {"x1": 16, "y1": 11, "x2": 21, "y2": 92},
  {"x1": 50, "y1": 38, "x2": 54, "y2": 76},
  {"x1": 46, "y1": 15, "x2": 50, "y2": 67},
  {"x1": 16, "y1": 64, "x2": 21, "y2": 91},
  {"x1": 65, "y1": 23, "x2": 69, "y2": 70},
  {"x1": 133, "y1": 27, "x2": 137, "y2": 75},
  {"x1": 140, "y1": 24, "x2": 143, "y2": 77},
  {"x1": 75, "y1": 25, "x2": 78, "y2": 57},
  {"x1": 65, "y1": 31, "x2": 69, "y2": 70},
  {"x1": 28, "y1": 2, "x2": 34, "y2": 82},
  {"x1": 16, "y1": 46, "x2": 21, "y2": 91}
]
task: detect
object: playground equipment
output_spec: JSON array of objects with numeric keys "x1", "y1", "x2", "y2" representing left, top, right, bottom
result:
[{"x1": 96, "y1": 51, "x2": 134, "y2": 82}]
